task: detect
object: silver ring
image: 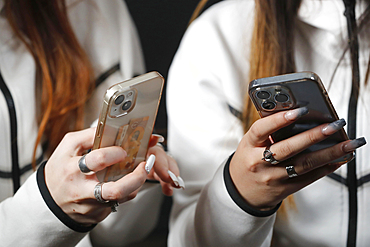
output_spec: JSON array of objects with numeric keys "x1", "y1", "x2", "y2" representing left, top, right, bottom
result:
[
  {"x1": 262, "y1": 146, "x2": 279, "y2": 164},
  {"x1": 94, "y1": 182, "x2": 110, "y2": 203},
  {"x1": 286, "y1": 165, "x2": 298, "y2": 178},
  {"x1": 78, "y1": 154, "x2": 92, "y2": 173}
]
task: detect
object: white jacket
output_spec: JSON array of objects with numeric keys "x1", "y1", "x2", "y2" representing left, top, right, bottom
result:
[
  {"x1": 0, "y1": 1, "x2": 163, "y2": 246},
  {"x1": 167, "y1": 0, "x2": 370, "y2": 246}
]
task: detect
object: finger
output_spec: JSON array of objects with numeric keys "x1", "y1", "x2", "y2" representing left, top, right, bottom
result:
[
  {"x1": 264, "y1": 118, "x2": 347, "y2": 162},
  {"x1": 148, "y1": 134, "x2": 165, "y2": 148},
  {"x1": 83, "y1": 146, "x2": 127, "y2": 172},
  {"x1": 101, "y1": 162, "x2": 148, "y2": 203},
  {"x1": 247, "y1": 107, "x2": 309, "y2": 146},
  {"x1": 160, "y1": 181, "x2": 174, "y2": 196},
  {"x1": 288, "y1": 137, "x2": 365, "y2": 177},
  {"x1": 60, "y1": 128, "x2": 96, "y2": 155},
  {"x1": 283, "y1": 163, "x2": 341, "y2": 195},
  {"x1": 147, "y1": 146, "x2": 172, "y2": 182}
]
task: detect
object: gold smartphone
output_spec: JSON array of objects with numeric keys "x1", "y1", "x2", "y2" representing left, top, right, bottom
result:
[
  {"x1": 93, "y1": 71, "x2": 164, "y2": 182},
  {"x1": 248, "y1": 71, "x2": 352, "y2": 163}
]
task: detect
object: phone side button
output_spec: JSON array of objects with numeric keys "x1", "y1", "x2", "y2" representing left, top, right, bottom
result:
[{"x1": 96, "y1": 122, "x2": 103, "y2": 138}]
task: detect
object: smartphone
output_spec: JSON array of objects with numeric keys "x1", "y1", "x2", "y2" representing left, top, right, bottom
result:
[
  {"x1": 248, "y1": 71, "x2": 352, "y2": 163},
  {"x1": 93, "y1": 71, "x2": 164, "y2": 182}
]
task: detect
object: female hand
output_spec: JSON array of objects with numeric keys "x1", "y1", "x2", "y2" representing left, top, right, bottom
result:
[
  {"x1": 146, "y1": 134, "x2": 185, "y2": 196},
  {"x1": 229, "y1": 107, "x2": 366, "y2": 211},
  {"x1": 44, "y1": 128, "x2": 162, "y2": 225}
]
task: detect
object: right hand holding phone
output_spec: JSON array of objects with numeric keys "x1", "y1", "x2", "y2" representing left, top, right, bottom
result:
[
  {"x1": 44, "y1": 128, "x2": 183, "y2": 225},
  {"x1": 229, "y1": 107, "x2": 366, "y2": 211}
]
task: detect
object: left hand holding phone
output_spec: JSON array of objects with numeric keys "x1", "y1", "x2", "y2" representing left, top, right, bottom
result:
[
  {"x1": 229, "y1": 108, "x2": 366, "y2": 212},
  {"x1": 44, "y1": 127, "x2": 183, "y2": 225}
]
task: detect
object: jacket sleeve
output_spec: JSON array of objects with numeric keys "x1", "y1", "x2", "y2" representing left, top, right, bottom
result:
[
  {"x1": 0, "y1": 170, "x2": 88, "y2": 246},
  {"x1": 166, "y1": 2, "x2": 277, "y2": 246}
]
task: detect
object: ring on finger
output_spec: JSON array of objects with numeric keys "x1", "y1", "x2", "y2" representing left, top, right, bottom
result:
[
  {"x1": 94, "y1": 182, "x2": 110, "y2": 203},
  {"x1": 78, "y1": 154, "x2": 92, "y2": 173},
  {"x1": 286, "y1": 165, "x2": 298, "y2": 178},
  {"x1": 94, "y1": 182, "x2": 119, "y2": 213},
  {"x1": 262, "y1": 146, "x2": 279, "y2": 164}
]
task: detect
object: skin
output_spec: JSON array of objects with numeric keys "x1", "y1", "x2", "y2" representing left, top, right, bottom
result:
[
  {"x1": 45, "y1": 128, "x2": 180, "y2": 225},
  {"x1": 229, "y1": 108, "x2": 364, "y2": 211}
]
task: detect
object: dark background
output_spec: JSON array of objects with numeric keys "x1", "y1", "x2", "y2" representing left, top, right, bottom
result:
[{"x1": 124, "y1": 1, "x2": 221, "y2": 246}]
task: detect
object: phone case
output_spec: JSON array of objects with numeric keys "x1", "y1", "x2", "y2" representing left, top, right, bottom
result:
[
  {"x1": 249, "y1": 71, "x2": 352, "y2": 163},
  {"x1": 93, "y1": 71, "x2": 164, "y2": 182}
]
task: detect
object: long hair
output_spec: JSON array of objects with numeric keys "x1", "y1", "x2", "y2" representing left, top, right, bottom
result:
[
  {"x1": 243, "y1": 0, "x2": 302, "y2": 131},
  {"x1": 4, "y1": 0, "x2": 94, "y2": 168}
]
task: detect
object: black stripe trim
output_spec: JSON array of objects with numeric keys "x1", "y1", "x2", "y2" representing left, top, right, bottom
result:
[
  {"x1": 327, "y1": 173, "x2": 348, "y2": 186},
  {"x1": 37, "y1": 161, "x2": 96, "y2": 233},
  {"x1": 0, "y1": 154, "x2": 44, "y2": 178},
  {"x1": 95, "y1": 63, "x2": 120, "y2": 87},
  {"x1": 228, "y1": 105, "x2": 243, "y2": 121},
  {"x1": 343, "y1": 1, "x2": 360, "y2": 246},
  {"x1": 224, "y1": 153, "x2": 281, "y2": 217},
  {"x1": 0, "y1": 71, "x2": 20, "y2": 193},
  {"x1": 357, "y1": 174, "x2": 370, "y2": 187}
]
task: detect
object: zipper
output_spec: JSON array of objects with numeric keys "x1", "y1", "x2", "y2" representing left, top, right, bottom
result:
[
  {"x1": 343, "y1": 0, "x2": 360, "y2": 246},
  {"x1": 0, "y1": 71, "x2": 20, "y2": 194}
]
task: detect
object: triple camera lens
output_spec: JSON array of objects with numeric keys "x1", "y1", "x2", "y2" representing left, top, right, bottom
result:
[{"x1": 256, "y1": 90, "x2": 289, "y2": 111}]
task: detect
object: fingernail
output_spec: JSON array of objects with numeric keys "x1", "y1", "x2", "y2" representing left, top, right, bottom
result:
[
  {"x1": 343, "y1": 137, "x2": 367, "y2": 152},
  {"x1": 152, "y1": 134, "x2": 165, "y2": 143},
  {"x1": 168, "y1": 170, "x2": 179, "y2": 186},
  {"x1": 145, "y1": 155, "x2": 156, "y2": 174},
  {"x1": 284, "y1": 107, "x2": 309, "y2": 121},
  {"x1": 322, "y1": 118, "x2": 346, "y2": 136},
  {"x1": 177, "y1": 176, "x2": 185, "y2": 189}
]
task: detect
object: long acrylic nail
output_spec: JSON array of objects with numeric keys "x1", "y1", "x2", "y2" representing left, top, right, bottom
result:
[
  {"x1": 168, "y1": 170, "x2": 179, "y2": 186},
  {"x1": 145, "y1": 155, "x2": 156, "y2": 174},
  {"x1": 152, "y1": 134, "x2": 165, "y2": 143},
  {"x1": 284, "y1": 107, "x2": 309, "y2": 121},
  {"x1": 322, "y1": 118, "x2": 346, "y2": 136},
  {"x1": 343, "y1": 137, "x2": 367, "y2": 152},
  {"x1": 177, "y1": 176, "x2": 185, "y2": 189}
]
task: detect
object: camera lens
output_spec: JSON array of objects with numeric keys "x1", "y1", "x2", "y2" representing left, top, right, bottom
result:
[
  {"x1": 256, "y1": 91, "x2": 271, "y2": 99},
  {"x1": 115, "y1": 95, "x2": 124, "y2": 105},
  {"x1": 122, "y1": 101, "x2": 132, "y2": 111},
  {"x1": 261, "y1": 101, "x2": 276, "y2": 110},
  {"x1": 275, "y1": 93, "x2": 289, "y2": 103}
]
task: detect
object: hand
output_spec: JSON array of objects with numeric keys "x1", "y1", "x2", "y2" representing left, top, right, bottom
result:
[
  {"x1": 44, "y1": 128, "x2": 153, "y2": 225},
  {"x1": 229, "y1": 107, "x2": 366, "y2": 211},
  {"x1": 146, "y1": 135, "x2": 185, "y2": 196}
]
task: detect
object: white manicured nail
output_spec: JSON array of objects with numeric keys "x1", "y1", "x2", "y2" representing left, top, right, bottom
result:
[
  {"x1": 152, "y1": 134, "x2": 165, "y2": 143},
  {"x1": 168, "y1": 170, "x2": 179, "y2": 186},
  {"x1": 177, "y1": 176, "x2": 185, "y2": 189},
  {"x1": 145, "y1": 155, "x2": 156, "y2": 174}
]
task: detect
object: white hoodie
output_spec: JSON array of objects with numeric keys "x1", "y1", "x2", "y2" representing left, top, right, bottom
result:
[{"x1": 167, "y1": 0, "x2": 370, "y2": 246}]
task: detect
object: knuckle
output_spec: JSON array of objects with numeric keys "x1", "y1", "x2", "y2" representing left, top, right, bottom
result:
[
  {"x1": 106, "y1": 188, "x2": 122, "y2": 201},
  {"x1": 277, "y1": 141, "x2": 294, "y2": 157},
  {"x1": 301, "y1": 156, "x2": 316, "y2": 172},
  {"x1": 93, "y1": 152, "x2": 108, "y2": 169},
  {"x1": 307, "y1": 131, "x2": 321, "y2": 144},
  {"x1": 249, "y1": 124, "x2": 265, "y2": 140},
  {"x1": 259, "y1": 174, "x2": 274, "y2": 186}
]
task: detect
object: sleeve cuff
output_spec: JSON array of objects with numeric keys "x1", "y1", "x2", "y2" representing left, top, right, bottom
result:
[
  {"x1": 37, "y1": 161, "x2": 96, "y2": 233},
  {"x1": 223, "y1": 153, "x2": 281, "y2": 217}
]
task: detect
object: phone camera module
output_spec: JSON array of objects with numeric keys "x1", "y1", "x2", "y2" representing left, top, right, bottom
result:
[
  {"x1": 256, "y1": 91, "x2": 271, "y2": 99},
  {"x1": 115, "y1": 95, "x2": 125, "y2": 105},
  {"x1": 261, "y1": 101, "x2": 276, "y2": 111},
  {"x1": 275, "y1": 93, "x2": 289, "y2": 103},
  {"x1": 122, "y1": 101, "x2": 132, "y2": 111}
]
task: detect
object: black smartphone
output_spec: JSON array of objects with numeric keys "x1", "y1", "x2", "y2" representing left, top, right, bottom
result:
[{"x1": 248, "y1": 71, "x2": 352, "y2": 163}]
